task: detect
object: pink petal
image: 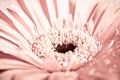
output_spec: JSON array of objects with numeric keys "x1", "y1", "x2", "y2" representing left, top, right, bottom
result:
[
  {"x1": 49, "y1": 72, "x2": 78, "y2": 80},
  {"x1": 0, "y1": 69, "x2": 48, "y2": 80}
]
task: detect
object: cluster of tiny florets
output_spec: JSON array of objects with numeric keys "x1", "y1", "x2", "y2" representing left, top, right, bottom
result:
[{"x1": 32, "y1": 28, "x2": 101, "y2": 68}]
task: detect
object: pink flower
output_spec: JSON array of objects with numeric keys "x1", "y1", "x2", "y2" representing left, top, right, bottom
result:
[{"x1": 0, "y1": 0, "x2": 120, "y2": 80}]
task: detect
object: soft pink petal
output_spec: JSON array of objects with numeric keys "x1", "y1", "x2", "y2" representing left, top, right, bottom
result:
[
  {"x1": 0, "y1": 19, "x2": 30, "y2": 50},
  {"x1": 93, "y1": 5, "x2": 120, "y2": 40},
  {"x1": 56, "y1": 0, "x2": 69, "y2": 20},
  {"x1": 46, "y1": 0, "x2": 57, "y2": 26},
  {"x1": 49, "y1": 72, "x2": 78, "y2": 80},
  {"x1": 0, "y1": 69, "x2": 48, "y2": 80},
  {"x1": 22, "y1": 0, "x2": 51, "y2": 32},
  {"x1": 1, "y1": 9, "x2": 34, "y2": 44}
]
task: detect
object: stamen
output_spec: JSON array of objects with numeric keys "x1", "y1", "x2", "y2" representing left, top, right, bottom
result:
[{"x1": 32, "y1": 28, "x2": 101, "y2": 69}]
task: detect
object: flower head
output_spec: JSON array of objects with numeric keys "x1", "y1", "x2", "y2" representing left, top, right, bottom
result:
[{"x1": 0, "y1": 0, "x2": 120, "y2": 80}]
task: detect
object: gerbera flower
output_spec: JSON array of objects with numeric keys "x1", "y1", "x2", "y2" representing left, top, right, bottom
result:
[{"x1": 0, "y1": 0, "x2": 120, "y2": 80}]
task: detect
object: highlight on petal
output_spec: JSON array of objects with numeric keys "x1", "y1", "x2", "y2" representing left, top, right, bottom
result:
[{"x1": 0, "y1": 0, "x2": 120, "y2": 80}]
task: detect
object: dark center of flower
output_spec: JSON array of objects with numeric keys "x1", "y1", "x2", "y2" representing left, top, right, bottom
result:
[{"x1": 55, "y1": 43, "x2": 77, "y2": 53}]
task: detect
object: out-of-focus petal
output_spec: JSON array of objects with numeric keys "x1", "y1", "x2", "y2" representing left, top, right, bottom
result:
[
  {"x1": 49, "y1": 72, "x2": 78, "y2": 80},
  {"x1": 0, "y1": 69, "x2": 48, "y2": 80}
]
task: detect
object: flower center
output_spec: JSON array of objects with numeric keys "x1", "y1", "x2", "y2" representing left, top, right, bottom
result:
[
  {"x1": 32, "y1": 28, "x2": 101, "y2": 69},
  {"x1": 55, "y1": 43, "x2": 77, "y2": 53}
]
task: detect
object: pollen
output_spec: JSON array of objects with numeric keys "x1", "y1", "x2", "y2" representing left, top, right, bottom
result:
[{"x1": 32, "y1": 27, "x2": 101, "y2": 69}]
